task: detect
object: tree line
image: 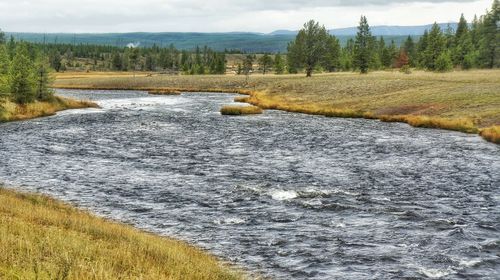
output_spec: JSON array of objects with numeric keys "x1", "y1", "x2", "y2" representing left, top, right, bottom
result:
[
  {"x1": 0, "y1": 33, "x2": 228, "y2": 75},
  {"x1": 284, "y1": 0, "x2": 498, "y2": 76}
]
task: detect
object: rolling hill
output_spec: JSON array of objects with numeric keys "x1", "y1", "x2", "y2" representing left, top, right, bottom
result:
[{"x1": 5, "y1": 23, "x2": 456, "y2": 53}]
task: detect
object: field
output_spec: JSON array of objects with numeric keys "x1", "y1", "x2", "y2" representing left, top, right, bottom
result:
[
  {"x1": 0, "y1": 187, "x2": 243, "y2": 280},
  {"x1": 53, "y1": 70, "x2": 500, "y2": 143}
]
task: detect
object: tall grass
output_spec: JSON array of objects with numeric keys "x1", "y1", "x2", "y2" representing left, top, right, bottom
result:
[
  {"x1": 379, "y1": 115, "x2": 479, "y2": 134},
  {"x1": 480, "y1": 126, "x2": 500, "y2": 144},
  {"x1": 0, "y1": 97, "x2": 97, "y2": 122},
  {"x1": 0, "y1": 187, "x2": 243, "y2": 280}
]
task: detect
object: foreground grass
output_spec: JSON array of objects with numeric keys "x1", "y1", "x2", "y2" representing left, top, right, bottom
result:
[
  {"x1": 0, "y1": 96, "x2": 98, "y2": 122},
  {"x1": 220, "y1": 105, "x2": 263, "y2": 115},
  {"x1": 54, "y1": 70, "x2": 500, "y2": 143},
  {"x1": 0, "y1": 187, "x2": 243, "y2": 280}
]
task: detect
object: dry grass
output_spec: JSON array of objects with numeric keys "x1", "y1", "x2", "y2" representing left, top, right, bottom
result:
[
  {"x1": 0, "y1": 187, "x2": 243, "y2": 280},
  {"x1": 220, "y1": 105, "x2": 263, "y2": 115},
  {"x1": 234, "y1": 96, "x2": 250, "y2": 103},
  {"x1": 53, "y1": 70, "x2": 500, "y2": 143},
  {"x1": 0, "y1": 97, "x2": 98, "y2": 122},
  {"x1": 379, "y1": 115, "x2": 479, "y2": 133},
  {"x1": 480, "y1": 126, "x2": 500, "y2": 144}
]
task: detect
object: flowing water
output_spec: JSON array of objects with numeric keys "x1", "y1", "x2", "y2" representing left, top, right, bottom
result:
[{"x1": 1, "y1": 89, "x2": 499, "y2": 279}]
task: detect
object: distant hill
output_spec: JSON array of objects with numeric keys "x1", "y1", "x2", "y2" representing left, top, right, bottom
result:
[
  {"x1": 6, "y1": 23, "x2": 453, "y2": 53},
  {"x1": 270, "y1": 23, "x2": 458, "y2": 36}
]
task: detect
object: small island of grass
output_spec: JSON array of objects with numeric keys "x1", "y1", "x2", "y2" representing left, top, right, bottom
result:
[{"x1": 220, "y1": 105, "x2": 263, "y2": 116}]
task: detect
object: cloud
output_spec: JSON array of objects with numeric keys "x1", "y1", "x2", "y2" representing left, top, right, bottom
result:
[{"x1": 0, "y1": 0, "x2": 492, "y2": 32}]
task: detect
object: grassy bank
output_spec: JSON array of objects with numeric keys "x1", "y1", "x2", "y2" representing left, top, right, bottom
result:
[
  {"x1": 0, "y1": 187, "x2": 243, "y2": 280},
  {"x1": 220, "y1": 105, "x2": 263, "y2": 115},
  {"x1": 53, "y1": 70, "x2": 500, "y2": 144},
  {"x1": 0, "y1": 96, "x2": 98, "y2": 122}
]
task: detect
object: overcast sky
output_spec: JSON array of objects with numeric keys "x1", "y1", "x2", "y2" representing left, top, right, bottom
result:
[{"x1": 0, "y1": 0, "x2": 494, "y2": 33}]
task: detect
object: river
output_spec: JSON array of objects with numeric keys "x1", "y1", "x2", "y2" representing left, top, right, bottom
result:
[{"x1": 0, "y1": 89, "x2": 499, "y2": 279}]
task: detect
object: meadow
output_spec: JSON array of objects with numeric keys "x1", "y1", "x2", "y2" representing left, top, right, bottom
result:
[
  {"x1": 54, "y1": 70, "x2": 500, "y2": 143},
  {"x1": 0, "y1": 187, "x2": 243, "y2": 280}
]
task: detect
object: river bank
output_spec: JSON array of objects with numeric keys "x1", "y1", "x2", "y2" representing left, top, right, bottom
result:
[
  {"x1": 53, "y1": 70, "x2": 500, "y2": 144},
  {"x1": 0, "y1": 187, "x2": 243, "y2": 280},
  {"x1": 0, "y1": 96, "x2": 98, "y2": 122}
]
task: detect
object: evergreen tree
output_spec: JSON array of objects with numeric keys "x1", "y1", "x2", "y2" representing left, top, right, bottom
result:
[
  {"x1": 274, "y1": 53, "x2": 285, "y2": 74},
  {"x1": 455, "y1": 14, "x2": 469, "y2": 42},
  {"x1": 287, "y1": 20, "x2": 330, "y2": 77},
  {"x1": 435, "y1": 50, "x2": 453, "y2": 72},
  {"x1": 0, "y1": 44, "x2": 9, "y2": 75},
  {"x1": 403, "y1": 36, "x2": 416, "y2": 66},
  {"x1": 416, "y1": 30, "x2": 429, "y2": 67},
  {"x1": 242, "y1": 55, "x2": 254, "y2": 82},
  {"x1": 34, "y1": 59, "x2": 53, "y2": 101},
  {"x1": 0, "y1": 44, "x2": 9, "y2": 94},
  {"x1": 9, "y1": 44, "x2": 36, "y2": 104},
  {"x1": 145, "y1": 54, "x2": 156, "y2": 71},
  {"x1": 453, "y1": 14, "x2": 472, "y2": 66},
  {"x1": 49, "y1": 50, "x2": 62, "y2": 72},
  {"x1": 354, "y1": 16, "x2": 372, "y2": 74},
  {"x1": 0, "y1": 29, "x2": 5, "y2": 45},
  {"x1": 258, "y1": 54, "x2": 273, "y2": 74},
  {"x1": 322, "y1": 36, "x2": 341, "y2": 72},
  {"x1": 423, "y1": 23, "x2": 446, "y2": 70},
  {"x1": 111, "y1": 52, "x2": 122, "y2": 70},
  {"x1": 477, "y1": 0, "x2": 499, "y2": 68}
]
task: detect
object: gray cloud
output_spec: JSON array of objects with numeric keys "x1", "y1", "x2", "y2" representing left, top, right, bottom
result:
[{"x1": 0, "y1": 0, "x2": 492, "y2": 32}]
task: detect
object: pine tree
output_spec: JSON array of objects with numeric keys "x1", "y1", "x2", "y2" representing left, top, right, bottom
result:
[
  {"x1": 34, "y1": 59, "x2": 54, "y2": 101},
  {"x1": 49, "y1": 50, "x2": 62, "y2": 72},
  {"x1": 0, "y1": 29, "x2": 5, "y2": 45},
  {"x1": 258, "y1": 54, "x2": 273, "y2": 74},
  {"x1": 354, "y1": 16, "x2": 372, "y2": 74},
  {"x1": 287, "y1": 20, "x2": 330, "y2": 77},
  {"x1": 423, "y1": 23, "x2": 446, "y2": 70},
  {"x1": 9, "y1": 44, "x2": 36, "y2": 104},
  {"x1": 417, "y1": 30, "x2": 429, "y2": 67},
  {"x1": 111, "y1": 52, "x2": 122, "y2": 70},
  {"x1": 0, "y1": 44, "x2": 9, "y2": 94},
  {"x1": 477, "y1": 0, "x2": 499, "y2": 68},
  {"x1": 274, "y1": 53, "x2": 285, "y2": 74},
  {"x1": 435, "y1": 50, "x2": 453, "y2": 72},
  {"x1": 0, "y1": 44, "x2": 9, "y2": 75},
  {"x1": 453, "y1": 14, "x2": 471, "y2": 66},
  {"x1": 322, "y1": 36, "x2": 341, "y2": 72},
  {"x1": 403, "y1": 36, "x2": 416, "y2": 66}
]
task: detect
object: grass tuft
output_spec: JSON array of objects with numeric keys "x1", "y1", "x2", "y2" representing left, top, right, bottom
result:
[
  {"x1": 220, "y1": 105, "x2": 263, "y2": 116},
  {"x1": 480, "y1": 126, "x2": 500, "y2": 144},
  {"x1": 0, "y1": 187, "x2": 243, "y2": 280}
]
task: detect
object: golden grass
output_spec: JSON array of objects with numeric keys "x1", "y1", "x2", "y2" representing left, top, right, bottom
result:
[
  {"x1": 53, "y1": 70, "x2": 500, "y2": 144},
  {"x1": 0, "y1": 187, "x2": 243, "y2": 280},
  {"x1": 480, "y1": 126, "x2": 500, "y2": 144},
  {"x1": 234, "y1": 96, "x2": 250, "y2": 103},
  {"x1": 379, "y1": 115, "x2": 479, "y2": 133},
  {"x1": 0, "y1": 97, "x2": 98, "y2": 122},
  {"x1": 220, "y1": 105, "x2": 263, "y2": 115}
]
